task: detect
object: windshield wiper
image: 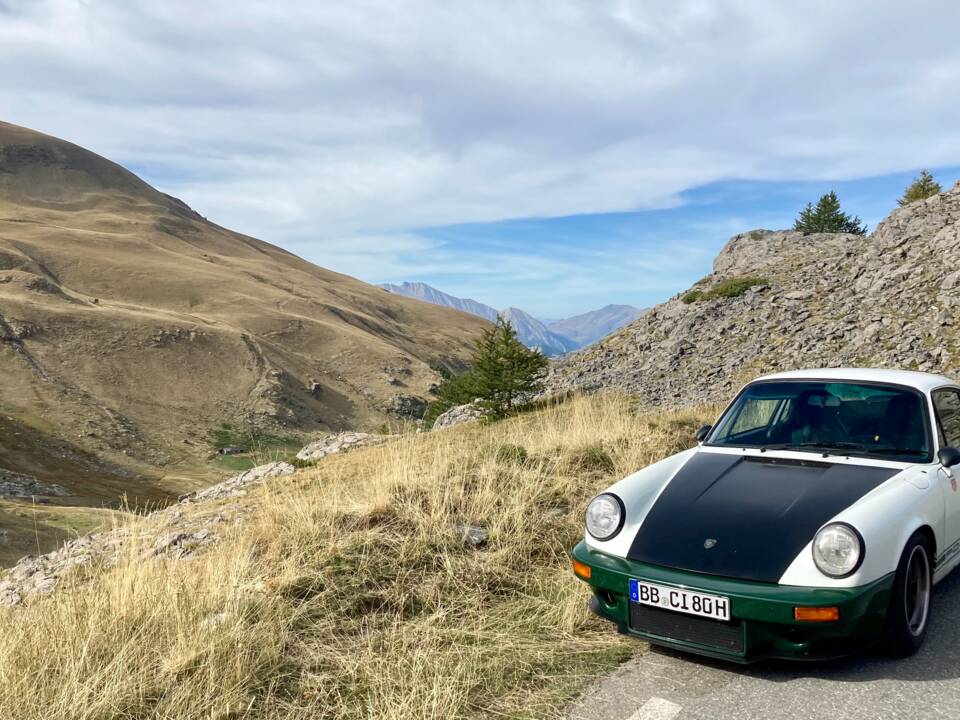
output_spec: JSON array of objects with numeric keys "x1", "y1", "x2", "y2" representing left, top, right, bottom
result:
[{"x1": 760, "y1": 441, "x2": 862, "y2": 455}]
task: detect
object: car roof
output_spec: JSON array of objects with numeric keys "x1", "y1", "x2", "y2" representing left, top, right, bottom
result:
[{"x1": 753, "y1": 367, "x2": 957, "y2": 393}]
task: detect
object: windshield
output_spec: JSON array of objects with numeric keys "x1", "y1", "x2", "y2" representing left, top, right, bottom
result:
[{"x1": 707, "y1": 380, "x2": 931, "y2": 462}]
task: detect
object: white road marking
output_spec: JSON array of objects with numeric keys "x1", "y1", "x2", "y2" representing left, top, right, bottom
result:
[{"x1": 627, "y1": 696, "x2": 683, "y2": 720}]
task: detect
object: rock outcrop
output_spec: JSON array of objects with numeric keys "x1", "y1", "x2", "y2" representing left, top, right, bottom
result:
[
  {"x1": 432, "y1": 403, "x2": 483, "y2": 430},
  {"x1": 295, "y1": 432, "x2": 389, "y2": 462},
  {"x1": 0, "y1": 469, "x2": 69, "y2": 498},
  {"x1": 548, "y1": 183, "x2": 960, "y2": 406},
  {"x1": 178, "y1": 461, "x2": 296, "y2": 503},
  {"x1": 0, "y1": 460, "x2": 302, "y2": 606}
]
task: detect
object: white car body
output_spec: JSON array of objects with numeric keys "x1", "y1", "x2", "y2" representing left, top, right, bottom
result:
[{"x1": 586, "y1": 368, "x2": 960, "y2": 589}]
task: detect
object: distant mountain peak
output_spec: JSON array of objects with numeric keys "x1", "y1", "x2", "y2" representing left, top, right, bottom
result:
[
  {"x1": 380, "y1": 281, "x2": 645, "y2": 356},
  {"x1": 380, "y1": 282, "x2": 499, "y2": 323},
  {"x1": 547, "y1": 304, "x2": 647, "y2": 347}
]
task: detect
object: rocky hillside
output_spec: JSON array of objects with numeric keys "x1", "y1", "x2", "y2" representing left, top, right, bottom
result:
[
  {"x1": 0, "y1": 121, "x2": 489, "y2": 496},
  {"x1": 548, "y1": 182, "x2": 960, "y2": 406}
]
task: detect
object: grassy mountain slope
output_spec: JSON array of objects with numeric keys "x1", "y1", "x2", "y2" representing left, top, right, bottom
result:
[
  {"x1": 0, "y1": 121, "x2": 490, "y2": 495},
  {"x1": 0, "y1": 396, "x2": 707, "y2": 719}
]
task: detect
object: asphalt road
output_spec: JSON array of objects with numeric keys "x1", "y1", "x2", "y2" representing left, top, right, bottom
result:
[{"x1": 568, "y1": 568, "x2": 960, "y2": 720}]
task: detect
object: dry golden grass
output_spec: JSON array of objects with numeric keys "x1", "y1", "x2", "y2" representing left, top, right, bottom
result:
[{"x1": 0, "y1": 396, "x2": 710, "y2": 719}]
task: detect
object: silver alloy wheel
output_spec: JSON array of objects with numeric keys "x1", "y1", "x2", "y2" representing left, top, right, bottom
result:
[{"x1": 904, "y1": 544, "x2": 931, "y2": 637}]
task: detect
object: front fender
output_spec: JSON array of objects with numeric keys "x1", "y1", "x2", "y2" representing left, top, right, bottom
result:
[
  {"x1": 778, "y1": 467, "x2": 943, "y2": 588},
  {"x1": 584, "y1": 447, "x2": 697, "y2": 559}
]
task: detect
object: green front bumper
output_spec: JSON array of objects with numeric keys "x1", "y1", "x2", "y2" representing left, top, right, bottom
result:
[{"x1": 573, "y1": 541, "x2": 894, "y2": 663}]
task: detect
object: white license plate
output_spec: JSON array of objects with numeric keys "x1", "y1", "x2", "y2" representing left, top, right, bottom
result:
[{"x1": 629, "y1": 579, "x2": 730, "y2": 621}]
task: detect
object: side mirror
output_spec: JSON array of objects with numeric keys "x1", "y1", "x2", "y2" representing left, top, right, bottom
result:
[
  {"x1": 939, "y1": 447, "x2": 960, "y2": 469},
  {"x1": 695, "y1": 425, "x2": 712, "y2": 443}
]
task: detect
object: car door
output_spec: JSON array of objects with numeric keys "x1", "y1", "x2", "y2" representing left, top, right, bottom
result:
[{"x1": 932, "y1": 388, "x2": 960, "y2": 561}]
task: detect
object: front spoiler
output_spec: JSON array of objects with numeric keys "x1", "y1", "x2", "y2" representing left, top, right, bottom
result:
[{"x1": 573, "y1": 541, "x2": 894, "y2": 663}]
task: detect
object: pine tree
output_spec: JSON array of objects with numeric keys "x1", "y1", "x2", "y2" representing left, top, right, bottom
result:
[
  {"x1": 793, "y1": 192, "x2": 867, "y2": 235},
  {"x1": 471, "y1": 319, "x2": 549, "y2": 419},
  {"x1": 424, "y1": 319, "x2": 548, "y2": 425},
  {"x1": 898, "y1": 170, "x2": 942, "y2": 206}
]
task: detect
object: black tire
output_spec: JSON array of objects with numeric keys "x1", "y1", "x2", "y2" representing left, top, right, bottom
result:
[{"x1": 887, "y1": 532, "x2": 933, "y2": 656}]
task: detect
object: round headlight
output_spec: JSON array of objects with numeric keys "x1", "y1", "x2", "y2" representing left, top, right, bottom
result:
[
  {"x1": 812, "y1": 523, "x2": 863, "y2": 578},
  {"x1": 585, "y1": 493, "x2": 624, "y2": 541}
]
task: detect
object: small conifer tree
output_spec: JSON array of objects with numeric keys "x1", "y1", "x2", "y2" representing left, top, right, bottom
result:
[
  {"x1": 793, "y1": 192, "x2": 867, "y2": 235},
  {"x1": 423, "y1": 319, "x2": 548, "y2": 425},
  {"x1": 898, "y1": 170, "x2": 942, "y2": 206},
  {"x1": 471, "y1": 319, "x2": 549, "y2": 418}
]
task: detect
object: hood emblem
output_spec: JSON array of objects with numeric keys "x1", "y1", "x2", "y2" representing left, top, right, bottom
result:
[{"x1": 703, "y1": 538, "x2": 718, "y2": 549}]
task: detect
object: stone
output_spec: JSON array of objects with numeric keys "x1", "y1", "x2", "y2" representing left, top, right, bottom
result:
[
  {"x1": 153, "y1": 532, "x2": 190, "y2": 555},
  {"x1": 432, "y1": 403, "x2": 483, "y2": 430},
  {"x1": 454, "y1": 523, "x2": 488, "y2": 548}
]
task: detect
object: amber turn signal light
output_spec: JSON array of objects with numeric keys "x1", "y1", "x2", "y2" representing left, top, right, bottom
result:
[
  {"x1": 572, "y1": 559, "x2": 592, "y2": 580},
  {"x1": 794, "y1": 606, "x2": 839, "y2": 622}
]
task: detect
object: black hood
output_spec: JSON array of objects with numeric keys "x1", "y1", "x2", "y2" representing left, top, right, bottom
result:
[{"x1": 626, "y1": 450, "x2": 900, "y2": 583}]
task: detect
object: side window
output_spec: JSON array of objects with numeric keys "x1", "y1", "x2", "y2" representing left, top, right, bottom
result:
[{"x1": 933, "y1": 389, "x2": 960, "y2": 448}]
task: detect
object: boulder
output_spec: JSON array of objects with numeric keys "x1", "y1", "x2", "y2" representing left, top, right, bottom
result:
[
  {"x1": 432, "y1": 403, "x2": 483, "y2": 430},
  {"x1": 454, "y1": 523, "x2": 488, "y2": 548}
]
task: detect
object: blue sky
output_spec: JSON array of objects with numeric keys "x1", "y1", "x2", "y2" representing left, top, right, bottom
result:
[
  {"x1": 373, "y1": 167, "x2": 960, "y2": 317},
  {"x1": 1, "y1": 1, "x2": 959, "y2": 319}
]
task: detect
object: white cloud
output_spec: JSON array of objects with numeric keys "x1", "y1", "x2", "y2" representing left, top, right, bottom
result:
[{"x1": 0, "y1": 0, "x2": 958, "y2": 314}]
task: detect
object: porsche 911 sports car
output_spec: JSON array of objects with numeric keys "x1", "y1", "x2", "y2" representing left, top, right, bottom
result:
[{"x1": 572, "y1": 369, "x2": 960, "y2": 662}]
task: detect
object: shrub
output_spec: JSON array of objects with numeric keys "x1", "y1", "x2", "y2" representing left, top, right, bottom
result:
[
  {"x1": 569, "y1": 444, "x2": 616, "y2": 473},
  {"x1": 423, "y1": 371, "x2": 478, "y2": 428},
  {"x1": 680, "y1": 277, "x2": 767, "y2": 303},
  {"x1": 208, "y1": 421, "x2": 297, "y2": 450},
  {"x1": 485, "y1": 443, "x2": 528, "y2": 465},
  {"x1": 710, "y1": 276, "x2": 767, "y2": 298}
]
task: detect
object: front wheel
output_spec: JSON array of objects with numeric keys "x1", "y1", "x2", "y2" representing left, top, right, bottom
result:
[{"x1": 887, "y1": 532, "x2": 933, "y2": 656}]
